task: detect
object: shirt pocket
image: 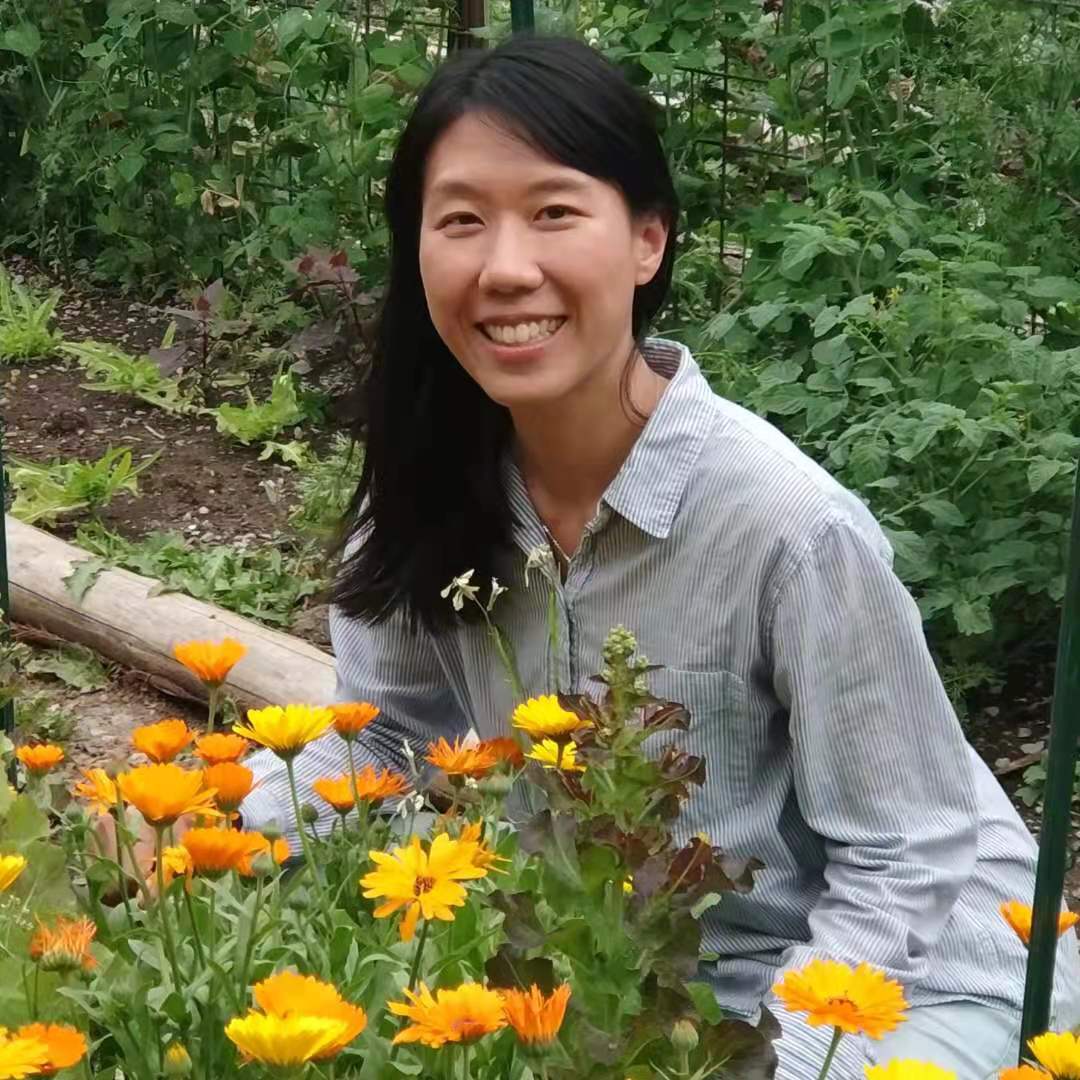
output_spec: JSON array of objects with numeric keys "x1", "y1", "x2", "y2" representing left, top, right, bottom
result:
[{"x1": 645, "y1": 667, "x2": 761, "y2": 812}]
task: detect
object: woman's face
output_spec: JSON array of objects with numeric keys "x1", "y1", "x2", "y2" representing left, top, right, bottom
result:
[{"x1": 419, "y1": 112, "x2": 668, "y2": 410}]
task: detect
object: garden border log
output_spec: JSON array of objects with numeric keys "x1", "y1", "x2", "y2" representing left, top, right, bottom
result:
[{"x1": 6, "y1": 515, "x2": 336, "y2": 709}]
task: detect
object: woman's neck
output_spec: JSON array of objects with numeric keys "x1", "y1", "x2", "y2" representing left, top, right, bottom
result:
[{"x1": 511, "y1": 349, "x2": 668, "y2": 553}]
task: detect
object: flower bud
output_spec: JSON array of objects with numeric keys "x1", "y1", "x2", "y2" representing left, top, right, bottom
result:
[
  {"x1": 164, "y1": 1044, "x2": 191, "y2": 1078},
  {"x1": 477, "y1": 772, "x2": 514, "y2": 797},
  {"x1": 670, "y1": 1019, "x2": 698, "y2": 1054},
  {"x1": 300, "y1": 802, "x2": 320, "y2": 825},
  {"x1": 259, "y1": 819, "x2": 283, "y2": 841},
  {"x1": 248, "y1": 852, "x2": 276, "y2": 879}
]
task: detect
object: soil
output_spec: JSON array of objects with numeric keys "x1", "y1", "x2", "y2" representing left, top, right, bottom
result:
[{"x1": 3, "y1": 255, "x2": 1079, "y2": 901}]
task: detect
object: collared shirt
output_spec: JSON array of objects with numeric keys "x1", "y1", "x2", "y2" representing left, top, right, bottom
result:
[{"x1": 244, "y1": 338, "x2": 1080, "y2": 1021}]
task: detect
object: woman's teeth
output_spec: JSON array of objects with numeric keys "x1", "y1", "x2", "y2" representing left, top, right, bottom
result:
[{"x1": 483, "y1": 318, "x2": 564, "y2": 345}]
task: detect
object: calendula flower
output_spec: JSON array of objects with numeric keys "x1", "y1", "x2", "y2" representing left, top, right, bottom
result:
[
  {"x1": 252, "y1": 972, "x2": 367, "y2": 1059},
  {"x1": 117, "y1": 764, "x2": 221, "y2": 827},
  {"x1": 314, "y1": 768, "x2": 409, "y2": 815},
  {"x1": 161, "y1": 846, "x2": 193, "y2": 888},
  {"x1": 425, "y1": 737, "x2": 498, "y2": 779},
  {"x1": 163, "y1": 1044, "x2": 191, "y2": 1078},
  {"x1": 999, "y1": 1068, "x2": 1051, "y2": 1080},
  {"x1": 457, "y1": 821, "x2": 504, "y2": 872},
  {"x1": 0, "y1": 1030, "x2": 49, "y2": 1079},
  {"x1": 1001, "y1": 900, "x2": 1080, "y2": 945},
  {"x1": 863, "y1": 1063, "x2": 955, "y2": 1080},
  {"x1": 313, "y1": 776, "x2": 357, "y2": 815},
  {"x1": 360, "y1": 833, "x2": 489, "y2": 941},
  {"x1": 174, "y1": 638, "x2": 247, "y2": 686},
  {"x1": 478, "y1": 736, "x2": 525, "y2": 769},
  {"x1": 131, "y1": 719, "x2": 193, "y2": 763},
  {"x1": 330, "y1": 702, "x2": 380, "y2": 740},
  {"x1": 525, "y1": 739, "x2": 585, "y2": 772},
  {"x1": 1029, "y1": 1030, "x2": 1080, "y2": 1077},
  {"x1": 238, "y1": 836, "x2": 289, "y2": 877},
  {"x1": 0, "y1": 855, "x2": 26, "y2": 893},
  {"x1": 389, "y1": 982, "x2": 507, "y2": 1047},
  {"x1": 512, "y1": 696, "x2": 589, "y2": 741},
  {"x1": 233, "y1": 704, "x2": 335, "y2": 759},
  {"x1": 30, "y1": 915, "x2": 96, "y2": 973},
  {"x1": 194, "y1": 732, "x2": 250, "y2": 765},
  {"x1": 179, "y1": 828, "x2": 268, "y2": 876},
  {"x1": 15, "y1": 1024, "x2": 86, "y2": 1074},
  {"x1": 15, "y1": 744, "x2": 64, "y2": 775},
  {"x1": 500, "y1": 983, "x2": 571, "y2": 1045},
  {"x1": 203, "y1": 762, "x2": 255, "y2": 814},
  {"x1": 73, "y1": 768, "x2": 117, "y2": 815},
  {"x1": 772, "y1": 960, "x2": 908, "y2": 1038},
  {"x1": 225, "y1": 1013, "x2": 352, "y2": 1066}
]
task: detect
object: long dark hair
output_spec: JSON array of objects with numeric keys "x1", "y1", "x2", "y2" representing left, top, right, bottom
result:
[{"x1": 330, "y1": 34, "x2": 680, "y2": 633}]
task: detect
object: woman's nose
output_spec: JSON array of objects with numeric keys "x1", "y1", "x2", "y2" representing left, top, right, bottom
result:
[{"x1": 477, "y1": 223, "x2": 544, "y2": 294}]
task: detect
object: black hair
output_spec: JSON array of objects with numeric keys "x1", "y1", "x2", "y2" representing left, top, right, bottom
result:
[{"x1": 329, "y1": 34, "x2": 680, "y2": 633}]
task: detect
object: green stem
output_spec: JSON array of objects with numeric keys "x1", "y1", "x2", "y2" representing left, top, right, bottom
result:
[
  {"x1": 182, "y1": 886, "x2": 206, "y2": 969},
  {"x1": 815, "y1": 1027, "x2": 844, "y2": 1080},
  {"x1": 115, "y1": 805, "x2": 153, "y2": 909},
  {"x1": 207, "y1": 686, "x2": 221, "y2": 734},
  {"x1": 154, "y1": 828, "x2": 184, "y2": 991},
  {"x1": 110, "y1": 812, "x2": 136, "y2": 923},
  {"x1": 460, "y1": 1042, "x2": 471, "y2": 1080},
  {"x1": 284, "y1": 756, "x2": 333, "y2": 927},
  {"x1": 345, "y1": 740, "x2": 365, "y2": 840},
  {"x1": 238, "y1": 874, "x2": 264, "y2": 994},
  {"x1": 406, "y1": 917, "x2": 430, "y2": 992}
]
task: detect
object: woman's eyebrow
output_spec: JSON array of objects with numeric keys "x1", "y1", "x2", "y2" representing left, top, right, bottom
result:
[{"x1": 427, "y1": 175, "x2": 592, "y2": 200}]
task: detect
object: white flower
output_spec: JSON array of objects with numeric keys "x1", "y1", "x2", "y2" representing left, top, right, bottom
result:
[
  {"x1": 487, "y1": 577, "x2": 508, "y2": 612},
  {"x1": 524, "y1": 545, "x2": 557, "y2": 588},
  {"x1": 464, "y1": 777, "x2": 480, "y2": 791},
  {"x1": 440, "y1": 569, "x2": 479, "y2": 611},
  {"x1": 401, "y1": 739, "x2": 417, "y2": 772}
]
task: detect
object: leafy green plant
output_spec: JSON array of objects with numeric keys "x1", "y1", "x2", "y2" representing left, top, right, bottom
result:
[
  {"x1": 6, "y1": 447, "x2": 159, "y2": 526},
  {"x1": 213, "y1": 370, "x2": 307, "y2": 444},
  {"x1": 285, "y1": 433, "x2": 363, "y2": 538},
  {"x1": 68, "y1": 524, "x2": 324, "y2": 628},
  {"x1": 0, "y1": 266, "x2": 62, "y2": 361},
  {"x1": 1016, "y1": 755, "x2": 1080, "y2": 811},
  {"x1": 60, "y1": 340, "x2": 199, "y2": 414}
]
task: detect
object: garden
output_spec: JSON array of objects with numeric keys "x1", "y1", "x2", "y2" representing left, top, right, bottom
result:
[{"x1": 1, "y1": 0, "x2": 1080, "y2": 1076}]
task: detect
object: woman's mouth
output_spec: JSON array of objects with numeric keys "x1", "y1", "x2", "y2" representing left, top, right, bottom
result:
[{"x1": 479, "y1": 317, "x2": 566, "y2": 346}]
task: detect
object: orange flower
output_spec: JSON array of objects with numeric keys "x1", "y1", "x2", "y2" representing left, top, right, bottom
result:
[
  {"x1": 252, "y1": 972, "x2": 367, "y2": 1059},
  {"x1": 180, "y1": 828, "x2": 268, "y2": 876},
  {"x1": 999, "y1": 1068, "x2": 1051, "y2": 1079},
  {"x1": 354, "y1": 765, "x2": 410, "y2": 803},
  {"x1": 478, "y1": 736, "x2": 525, "y2": 769},
  {"x1": 239, "y1": 835, "x2": 290, "y2": 876},
  {"x1": 194, "y1": 732, "x2": 250, "y2": 765},
  {"x1": 425, "y1": 737, "x2": 498, "y2": 779},
  {"x1": 15, "y1": 1024, "x2": 86, "y2": 1074},
  {"x1": 772, "y1": 959, "x2": 908, "y2": 1039},
  {"x1": 173, "y1": 638, "x2": 247, "y2": 686},
  {"x1": 388, "y1": 982, "x2": 506, "y2": 1047},
  {"x1": 203, "y1": 762, "x2": 255, "y2": 814},
  {"x1": 131, "y1": 719, "x2": 193, "y2": 763},
  {"x1": 458, "y1": 821, "x2": 504, "y2": 872},
  {"x1": 1001, "y1": 900, "x2": 1080, "y2": 945},
  {"x1": 15, "y1": 744, "x2": 64, "y2": 775},
  {"x1": 500, "y1": 983, "x2": 571, "y2": 1045},
  {"x1": 330, "y1": 702, "x2": 380, "y2": 740},
  {"x1": 313, "y1": 776, "x2": 356, "y2": 815},
  {"x1": 118, "y1": 764, "x2": 221, "y2": 827},
  {"x1": 73, "y1": 768, "x2": 117, "y2": 816},
  {"x1": 30, "y1": 916, "x2": 96, "y2": 973}
]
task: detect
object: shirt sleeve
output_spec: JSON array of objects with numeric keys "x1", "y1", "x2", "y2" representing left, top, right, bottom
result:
[
  {"x1": 241, "y1": 601, "x2": 469, "y2": 849},
  {"x1": 767, "y1": 516, "x2": 978, "y2": 986}
]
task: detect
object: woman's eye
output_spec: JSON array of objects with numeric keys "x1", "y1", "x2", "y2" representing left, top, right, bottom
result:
[
  {"x1": 441, "y1": 212, "x2": 481, "y2": 228},
  {"x1": 538, "y1": 205, "x2": 575, "y2": 221}
]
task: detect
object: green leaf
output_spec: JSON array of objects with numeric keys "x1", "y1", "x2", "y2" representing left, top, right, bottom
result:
[
  {"x1": 952, "y1": 597, "x2": 993, "y2": 636},
  {"x1": 804, "y1": 397, "x2": 845, "y2": 433},
  {"x1": 703, "y1": 312, "x2": 738, "y2": 342},
  {"x1": 811, "y1": 335, "x2": 853, "y2": 366},
  {"x1": 746, "y1": 301, "x2": 787, "y2": 330},
  {"x1": 1025, "y1": 277, "x2": 1080, "y2": 304},
  {"x1": 1029, "y1": 457, "x2": 1069, "y2": 493},
  {"x1": 813, "y1": 306, "x2": 842, "y2": 338},
  {"x1": 640, "y1": 52, "x2": 676, "y2": 77},
  {"x1": 25, "y1": 644, "x2": 107, "y2": 693},
  {"x1": 62, "y1": 558, "x2": 107, "y2": 602},
  {"x1": 1, "y1": 23, "x2": 42, "y2": 58},
  {"x1": 754, "y1": 382, "x2": 812, "y2": 416},
  {"x1": 686, "y1": 980, "x2": 725, "y2": 1023},
  {"x1": 921, "y1": 498, "x2": 966, "y2": 529},
  {"x1": 117, "y1": 153, "x2": 146, "y2": 183},
  {"x1": 826, "y1": 57, "x2": 861, "y2": 108}
]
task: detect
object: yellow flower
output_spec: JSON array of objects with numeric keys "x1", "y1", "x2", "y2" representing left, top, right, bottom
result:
[
  {"x1": 864, "y1": 1063, "x2": 956, "y2": 1080},
  {"x1": 999, "y1": 1067, "x2": 1052, "y2": 1080},
  {"x1": 0, "y1": 1030, "x2": 50, "y2": 1079},
  {"x1": 360, "y1": 833, "x2": 489, "y2": 941},
  {"x1": 194, "y1": 733, "x2": 250, "y2": 765},
  {"x1": 330, "y1": 702, "x2": 380, "y2": 740},
  {"x1": 772, "y1": 959, "x2": 908, "y2": 1039},
  {"x1": 174, "y1": 638, "x2": 247, "y2": 686},
  {"x1": 118, "y1": 764, "x2": 221, "y2": 827},
  {"x1": 525, "y1": 739, "x2": 585, "y2": 772},
  {"x1": 425, "y1": 737, "x2": 499, "y2": 779},
  {"x1": 73, "y1": 769, "x2": 118, "y2": 816},
  {"x1": 203, "y1": 763, "x2": 255, "y2": 814},
  {"x1": 131, "y1": 719, "x2": 194, "y2": 763},
  {"x1": 252, "y1": 972, "x2": 367, "y2": 1059},
  {"x1": 512, "y1": 695, "x2": 589, "y2": 741},
  {"x1": 0, "y1": 855, "x2": 26, "y2": 893},
  {"x1": 501, "y1": 984, "x2": 571, "y2": 1045},
  {"x1": 1029, "y1": 1030, "x2": 1080, "y2": 1077},
  {"x1": 224, "y1": 1013, "x2": 351, "y2": 1066},
  {"x1": 163, "y1": 1043, "x2": 191, "y2": 1078},
  {"x1": 30, "y1": 916, "x2": 96, "y2": 974},
  {"x1": 15, "y1": 1024, "x2": 86, "y2": 1074},
  {"x1": 233, "y1": 704, "x2": 335, "y2": 759},
  {"x1": 457, "y1": 821, "x2": 504, "y2": 872},
  {"x1": 388, "y1": 982, "x2": 506, "y2": 1047},
  {"x1": 15, "y1": 744, "x2": 64, "y2": 775},
  {"x1": 1001, "y1": 900, "x2": 1080, "y2": 945},
  {"x1": 161, "y1": 846, "x2": 194, "y2": 888}
]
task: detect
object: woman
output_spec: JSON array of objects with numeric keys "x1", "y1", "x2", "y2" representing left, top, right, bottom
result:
[{"x1": 241, "y1": 34, "x2": 1080, "y2": 1077}]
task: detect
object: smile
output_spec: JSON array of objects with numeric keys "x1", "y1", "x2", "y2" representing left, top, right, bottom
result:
[{"x1": 479, "y1": 317, "x2": 566, "y2": 345}]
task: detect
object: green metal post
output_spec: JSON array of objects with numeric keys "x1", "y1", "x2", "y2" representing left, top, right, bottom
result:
[
  {"x1": 510, "y1": 0, "x2": 535, "y2": 33},
  {"x1": 0, "y1": 421, "x2": 13, "y2": 734},
  {"x1": 1019, "y1": 459, "x2": 1080, "y2": 1055}
]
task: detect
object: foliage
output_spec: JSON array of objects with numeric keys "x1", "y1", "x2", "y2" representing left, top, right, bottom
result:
[
  {"x1": 284, "y1": 433, "x2": 364, "y2": 538},
  {"x1": 5, "y1": 447, "x2": 159, "y2": 526},
  {"x1": 213, "y1": 371, "x2": 308, "y2": 445},
  {"x1": 0, "y1": 266, "x2": 62, "y2": 361},
  {"x1": 67, "y1": 523, "x2": 325, "y2": 629},
  {"x1": 0, "y1": 639, "x2": 85, "y2": 744},
  {"x1": 60, "y1": 340, "x2": 199, "y2": 414}
]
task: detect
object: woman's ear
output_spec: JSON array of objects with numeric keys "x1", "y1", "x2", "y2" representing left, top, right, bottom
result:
[{"x1": 633, "y1": 210, "x2": 670, "y2": 287}]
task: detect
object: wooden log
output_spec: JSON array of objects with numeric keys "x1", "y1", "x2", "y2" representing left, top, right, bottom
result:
[{"x1": 6, "y1": 515, "x2": 336, "y2": 710}]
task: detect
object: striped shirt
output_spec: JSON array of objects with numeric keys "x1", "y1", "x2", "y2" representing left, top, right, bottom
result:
[{"x1": 244, "y1": 338, "x2": 1080, "y2": 1070}]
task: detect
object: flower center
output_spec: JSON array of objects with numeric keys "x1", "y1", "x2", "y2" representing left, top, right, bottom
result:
[{"x1": 413, "y1": 875, "x2": 435, "y2": 896}]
